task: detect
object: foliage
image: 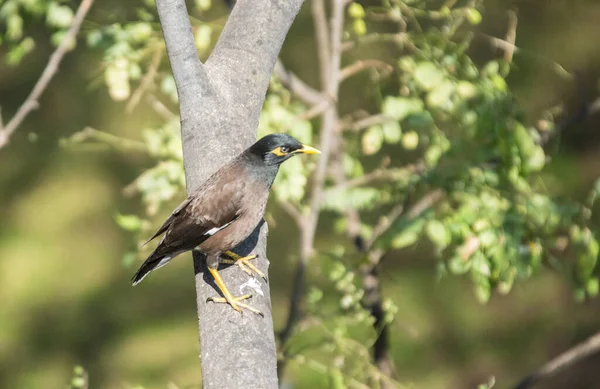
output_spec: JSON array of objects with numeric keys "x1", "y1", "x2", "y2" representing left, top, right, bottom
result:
[{"x1": 3, "y1": 0, "x2": 599, "y2": 388}]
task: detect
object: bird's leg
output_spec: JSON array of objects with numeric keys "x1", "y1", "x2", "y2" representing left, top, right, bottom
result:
[
  {"x1": 222, "y1": 250, "x2": 266, "y2": 280},
  {"x1": 207, "y1": 294, "x2": 263, "y2": 317},
  {"x1": 206, "y1": 264, "x2": 263, "y2": 316}
]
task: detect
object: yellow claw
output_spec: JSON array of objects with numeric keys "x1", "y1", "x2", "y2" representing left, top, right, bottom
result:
[
  {"x1": 206, "y1": 267, "x2": 263, "y2": 316},
  {"x1": 222, "y1": 251, "x2": 267, "y2": 281}
]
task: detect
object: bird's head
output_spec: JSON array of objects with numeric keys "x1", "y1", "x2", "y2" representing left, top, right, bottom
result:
[{"x1": 249, "y1": 133, "x2": 321, "y2": 165}]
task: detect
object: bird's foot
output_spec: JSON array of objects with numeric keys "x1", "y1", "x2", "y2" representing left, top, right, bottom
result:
[
  {"x1": 207, "y1": 294, "x2": 263, "y2": 316},
  {"x1": 222, "y1": 251, "x2": 266, "y2": 281}
]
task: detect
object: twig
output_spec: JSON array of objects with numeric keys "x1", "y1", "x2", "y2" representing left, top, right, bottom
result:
[
  {"x1": 0, "y1": 0, "x2": 95, "y2": 150},
  {"x1": 349, "y1": 113, "x2": 396, "y2": 132},
  {"x1": 296, "y1": 99, "x2": 330, "y2": 121},
  {"x1": 279, "y1": 0, "x2": 346, "y2": 378},
  {"x1": 126, "y1": 48, "x2": 163, "y2": 113},
  {"x1": 512, "y1": 332, "x2": 600, "y2": 389},
  {"x1": 367, "y1": 203, "x2": 406, "y2": 248},
  {"x1": 405, "y1": 189, "x2": 444, "y2": 219},
  {"x1": 311, "y1": 0, "x2": 331, "y2": 87},
  {"x1": 477, "y1": 32, "x2": 572, "y2": 79},
  {"x1": 503, "y1": 10, "x2": 518, "y2": 63},
  {"x1": 340, "y1": 59, "x2": 394, "y2": 81},
  {"x1": 145, "y1": 94, "x2": 177, "y2": 120},
  {"x1": 62, "y1": 127, "x2": 148, "y2": 153},
  {"x1": 278, "y1": 199, "x2": 306, "y2": 228},
  {"x1": 273, "y1": 60, "x2": 325, "y2": 106}
]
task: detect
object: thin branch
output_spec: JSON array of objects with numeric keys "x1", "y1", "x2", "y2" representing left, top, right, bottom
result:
[
  {"x1": 279, "y1": 0, "x2": 346, "y2": 378},
  {"x1": 0, "y1": 0, "x2": 95, "y2": 150},
  {"x1": 350, "y1": 113, "x2": 395, "y2": 131},
  {"x1": 61, "y1": 127, "x2": 148, "y2": 153},
  {"x1": 273, "y1": 60, "x2": 326, "y2": 106},
  {"x1": 156, "y1": 0, "x2": 209, "y2": 122},
  {"x1": 278, "y1": 199, "x2": 306, "y2": 228},
  {"x1": 340, "y1": 59, "x2": 394, "y2": 81},
  {"x1": 405, "y1": 189, "x2": 444, "y2": 219},
  {"x1": 126, "y1": 48, "x2": 163, "y2": 113},
  {"x1": 295, "y1": 99, "x2": 330, "y2": 121},
  {"x1": 477, "y1": 32, "x2": 572, "y2": 79},
  {"x1": 145, "y1": 94, "x2": 177, "y2": 120},
  {"x1": 311, "y1": 0, "x2": 331, "y2": 88},
  {"x1": 512, "y1": 332, "x2": 600, "y2": 389},
  {"x1": 367, "y1": 203, "x2": 406, "y2": 248},
  {"x1": 503, "y1": 10, "x2": 518, "y2": 63}
]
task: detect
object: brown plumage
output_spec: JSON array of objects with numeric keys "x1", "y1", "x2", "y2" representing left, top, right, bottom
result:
[{"x1": 132, "y1": 133, "x2": 320, "y2": 313}]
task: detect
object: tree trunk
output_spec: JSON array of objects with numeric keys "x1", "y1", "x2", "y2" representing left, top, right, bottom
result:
[{"x1": 154, "y1": 0, "x2": 305, "y2": 387}]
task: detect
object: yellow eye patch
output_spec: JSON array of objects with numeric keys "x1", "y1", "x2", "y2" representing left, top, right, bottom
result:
[{"x1": 271, "y1": 146, "x2": 290, "y2": 156}]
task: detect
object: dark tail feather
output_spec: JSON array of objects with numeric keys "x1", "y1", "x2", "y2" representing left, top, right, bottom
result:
[{"x1": 131, "y1": 254, "x2": 172, "y2": 286}]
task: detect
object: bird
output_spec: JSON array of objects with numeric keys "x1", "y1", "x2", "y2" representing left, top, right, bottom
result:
[{"x1": 131, "y1": 133, "x2": 320, "y2": 314}]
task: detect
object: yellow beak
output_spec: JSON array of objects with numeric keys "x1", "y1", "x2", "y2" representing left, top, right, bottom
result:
[{"x1": 296, "y1": 144, "x2": 321, "y2": 155}]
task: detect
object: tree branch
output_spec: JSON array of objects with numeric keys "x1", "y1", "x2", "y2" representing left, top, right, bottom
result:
[
  {"x1": 0, "y1": 0, "x2": 95, "y2": 150},
  {"x1": 273, "y1": 60, "x2": 325, "y2": 106},
  {"x1": 340, "y1": 59, "x2": 394, "y2": 81},
  {"x1": 156, "y1": 0, "x2": 209, "y2": 122},
  {"x1": 155, "y1": 0, "x2": 305, "y2": 388},
  {"x1": 126, "y1": 47, "x2": 163, "y2": 113},
  {"x1": 512, "y1": 332, "x2": 600, "y2": 389},
  {"x1": 279, "y1": 0, "x2": 346, "y2": 379}
]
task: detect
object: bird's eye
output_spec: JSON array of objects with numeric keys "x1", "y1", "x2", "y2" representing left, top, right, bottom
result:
[{"x1": 280, "y1": 146, "x2": 290, "y2": 153}]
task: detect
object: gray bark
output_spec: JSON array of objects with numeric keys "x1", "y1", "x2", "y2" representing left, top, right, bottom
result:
[{"x1": 154, "y1": 0, "x2": 305, "y2": 388}]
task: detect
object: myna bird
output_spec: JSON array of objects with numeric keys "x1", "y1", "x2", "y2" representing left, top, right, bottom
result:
[{"x1": 132, "y1": 133, "x2": 320, "y2": 314}]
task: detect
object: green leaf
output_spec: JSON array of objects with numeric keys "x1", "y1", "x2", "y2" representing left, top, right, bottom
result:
[
  {"x1": 348, "y1": 3, "x2": 365, "y2": 18},
  {"x1": 115, "y1": 213, "x2": 143, "y2": 232},
  {"x1": 361, "y1": 125, "x2": 384, "y2": 155},
  {"x1": 402, "y1": 131, "x2": 419, "y2": 150},
  {"x1": 466, "y1": 8, "x2": 482, "y2": 25},
  {"x1": 389, "y1": 218, "x2": 425, "y2": 249},
  {"x1": 426, "y1": 220, "x2": 450, "y2": 249},
  {"x1": 426, "y1": 80, "x2": 455, "y2": 110},
  {"x1": 382, "y1": 121, "x2": 402, "y2": 144},
  {"x1": 195, "y1": 25, "x2": 212, "y2": 52},
  {"x1": 382, "y1": 97, "x2": 424, "y2": 120},
  {"x1": 586, "y1": 278, "x2": 599, "y2": 298},
  {"x1": 352, "y1": 19, "x2": 367, "y2": 36},
  {"x1": 46, "y1": 3, "x2": 74, "y2": 29},
  {"x1": 414, "y1": 62, "x2": 446, "y2": 91}
]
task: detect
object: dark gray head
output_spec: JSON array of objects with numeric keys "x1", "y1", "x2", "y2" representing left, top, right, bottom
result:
[{"x1": 248, "y1": 133, "x2": 320, "y2": 166}]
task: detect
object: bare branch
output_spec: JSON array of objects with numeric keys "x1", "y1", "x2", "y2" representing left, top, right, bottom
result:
[
  {"x1": 145, "y1": 94, "x2": 177, "y2": 121},
  {"x1": 405, "y1": 189, "x2": 444, "y2": 219},
  {"x1": 278, "y1": 199, "x2": 306, "y2": 229},
  {"x1": 126, "y1": 48, "x2": 163, "y2": 113},
  {"x1": 367, "y1": 203, "x2": 406, "y2": 248},
  {"x1": 279, "y1": 0, "x2": 346, "y2": 378},
  {"x1": 0, "y1": 0, "x2": 95, "y2": 150},
  {"x1": 350, "y1": 113, "x2": 396, "y2": 132},
  {"x1": 340, "y1": 59, "x2": 394, "y2": 81},
  {"x1": 512, "y1": 332, "x2": 600, "y2": 389},
  {"x1": 312, "y1": 0, "x2": 331, "y2": 87},
  {"x1": 62, "y1": 127, "x2": 148, "y2": 153},
  {"x1": 273, "y1": 60, "x2": 325, "y2": 106},
  {"x1": 156, "y1": 0, "x2": 209, "y2": 122},
  {"x1": 503, "y1": 10, "x2": 518, "y2": 63}
]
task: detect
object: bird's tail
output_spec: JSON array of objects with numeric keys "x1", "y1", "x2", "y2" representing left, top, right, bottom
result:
[{"x1": 131, "y1": 253, "x2": 173, "y2": 286}]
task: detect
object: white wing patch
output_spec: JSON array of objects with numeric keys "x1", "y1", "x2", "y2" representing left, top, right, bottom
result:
[{"x1": 205, "y1": 219, "x2": 235, "y2": 237}]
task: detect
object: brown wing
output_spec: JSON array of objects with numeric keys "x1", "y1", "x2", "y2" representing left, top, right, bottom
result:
[{"x1": 145, "y1": 163, "x2": 247, "y2": 258}]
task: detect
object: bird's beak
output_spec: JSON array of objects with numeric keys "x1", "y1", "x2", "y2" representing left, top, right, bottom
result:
[{"x1": 297, "y1": 144, "x2": 321, "y2": 155}]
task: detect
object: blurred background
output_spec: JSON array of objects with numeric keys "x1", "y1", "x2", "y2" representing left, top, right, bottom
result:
[{"x1": 1, "y1": 0, "x2": 600, "y2": 388}]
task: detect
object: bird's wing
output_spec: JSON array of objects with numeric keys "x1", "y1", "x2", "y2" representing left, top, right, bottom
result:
[
  {"x1": 148, "y1": 166, "x2": 247, "y2": 257},
  {"x1": 141, "y1": 197, "x2": 193, "y2": 246}
]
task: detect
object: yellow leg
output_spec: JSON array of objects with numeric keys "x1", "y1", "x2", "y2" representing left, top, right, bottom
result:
[
  {"x1": 222, "y1": 251, "x2": 266, "y2": 280},
  {"x1": 206, "y1": 267, "x2": 263, "y2": 316}
]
